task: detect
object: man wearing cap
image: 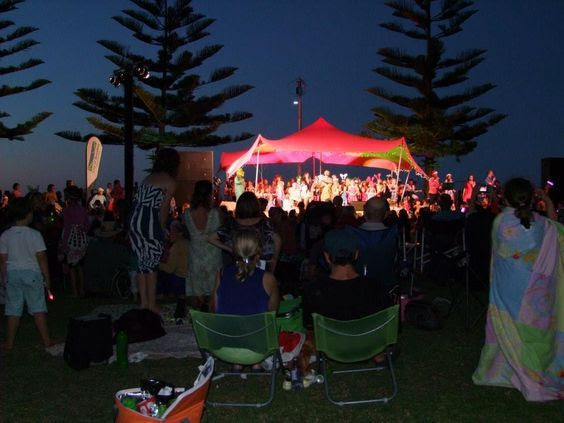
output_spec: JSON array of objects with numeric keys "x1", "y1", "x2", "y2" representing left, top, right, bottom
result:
[{"x1": 303, "y1": 228, "x2": 392, "y2": 323}]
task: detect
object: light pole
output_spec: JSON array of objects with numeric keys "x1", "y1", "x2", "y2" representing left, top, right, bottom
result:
[
  {"x1": 110, "y1": 64, "x2": 150, "y2": 205},
  {"x1": 294, "y1": 78, "x2": 305, "y2": 176}
]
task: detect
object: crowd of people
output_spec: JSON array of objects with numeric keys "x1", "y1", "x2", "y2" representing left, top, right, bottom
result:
[{"x1": 0, "y1": 150, "x2": 562, "y2": 400}]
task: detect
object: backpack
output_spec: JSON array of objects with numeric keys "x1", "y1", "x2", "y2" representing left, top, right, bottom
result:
[
  {"x1": 113, "y1": 308, "x2": 166, "y2": 344},
  {"x1": 405, "y1": 300, "x2": 442, "y2": 330},
  {"x1": 63, "y1": 314, "x2": 113, "y2": 370}
]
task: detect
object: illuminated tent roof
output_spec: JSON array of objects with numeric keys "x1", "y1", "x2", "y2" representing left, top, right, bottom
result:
[{"x1": 220, "y1": 117, "x2": 426, "y2": 177}]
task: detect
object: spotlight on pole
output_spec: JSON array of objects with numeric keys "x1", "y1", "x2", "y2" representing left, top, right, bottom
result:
[
  {"x1": 293, "y1": 100, "x2": 299, "y2": 105},
  {"x1": 134, "y1": 65, "x2": 150, "y2": 79},
  {"x1": 108, "y1": 61, "x2": 149, "y2": 206}
]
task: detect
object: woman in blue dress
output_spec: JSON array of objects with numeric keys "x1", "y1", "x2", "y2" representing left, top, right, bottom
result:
[
  {"x1": 129, "y1": 148, "x2": 179, "y2": 312},
  {"x1": 211, "y1": 227, "x2": 280, "y2": 316}
]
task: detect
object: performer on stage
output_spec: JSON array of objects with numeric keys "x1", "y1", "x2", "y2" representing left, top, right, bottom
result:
[
  {"x1": 428, "y1": 170, "x2": 440, "y2": 204},
  {"x1": 347, "y1": 178, "x2": 360, "y2": 203},
  {"x1": 331, "y1": 175, "x2": 341, "y2": 201},
  {"x1": 234, "y1": 168, "x2": 245, "y2": 201},
  {"x1": 462, "y1": 174, "x2": 476, "y2": 204},
  {"x1": 442, "y1": 173, "x2": 456, "y2": 206},
  {"x1": 320, "y1": 170, "x2": 333, "y2": 202},
  {"x1": 366, "y1": 182, "x2": 377, "y2": 200},
  {"x1": 275, "y1": 178, "x2": 285, "y2": 207}
]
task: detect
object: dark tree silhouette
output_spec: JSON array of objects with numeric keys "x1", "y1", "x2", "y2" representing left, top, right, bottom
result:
[
  {"x1": 57, "y1": 0, "x2": 253, "y2": 149},
  {"x1": 366, "y1": 0, "x2": 505, "y2": 173},
  {"x1": 0, "y1": 0, "x2": 51, "y2": 141}
]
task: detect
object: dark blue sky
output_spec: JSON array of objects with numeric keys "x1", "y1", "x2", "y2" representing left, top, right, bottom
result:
[{"x1": 2, "y1": 0, "x2": 564, "y2": 192}]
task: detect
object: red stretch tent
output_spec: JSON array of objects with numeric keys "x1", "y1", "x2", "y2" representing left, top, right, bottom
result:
[{"x1": 220, "y1": 117, "x2": 426, "y2": 177}]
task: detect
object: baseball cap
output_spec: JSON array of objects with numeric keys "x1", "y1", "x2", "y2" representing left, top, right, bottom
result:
[{"x1": 324, "y1": 229, "x2": 359, "y2": 257}]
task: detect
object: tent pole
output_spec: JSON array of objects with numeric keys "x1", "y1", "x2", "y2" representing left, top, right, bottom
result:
[
  {"x1": 320, "y1": 153, "x2": 323, "y2": 174},
  {"x1": 400, "y1": 169, "x2": 410, "y2": 203},
  {"x1": 312, "y1": 154, "x2": 315, "y2": 176},
  {"x1": 255, "y1": 148, "x2": 260, "y2": 190},
  {"x1": 394, "y1": 144, "x2": 403, "y2": 203}
]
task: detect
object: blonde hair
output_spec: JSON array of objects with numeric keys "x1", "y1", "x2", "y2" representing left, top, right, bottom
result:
[{"x1": 232, "y1": 228, "x2": 262, "y2": 281}]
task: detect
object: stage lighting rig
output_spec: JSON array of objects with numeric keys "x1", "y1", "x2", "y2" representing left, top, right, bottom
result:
[
  {"x1": 109, "y1": 64, "x2": 150, "y2": 88},
  {"x1": 108, "y1": 62, "x2": 150, "y2": 205}
]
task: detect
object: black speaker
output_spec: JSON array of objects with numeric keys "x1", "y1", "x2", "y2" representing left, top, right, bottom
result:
[
  {"x1": 175, "y1": 151, "x2": 213, "y2": 207},
  {"x1": 541, "y1": 157, "x2": 564, "y2": 204}
]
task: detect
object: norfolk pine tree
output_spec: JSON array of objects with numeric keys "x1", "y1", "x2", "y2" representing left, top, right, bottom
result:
[
  {"x1": 56, "y1": 0, "x2": 253, "y2": 149},
  {"x1": 366, "y1": 0, "x2": 505, "y2": 173},
  {"x1": 0, "y1": 0, "x2": 51, "y2": 141}
]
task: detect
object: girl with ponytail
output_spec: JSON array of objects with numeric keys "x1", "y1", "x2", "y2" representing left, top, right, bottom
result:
[
  {"x1": 211, "y1": 228, "x2": 280, "y2": 316},
  {"x1": 504, "y1": 178, "x2": 534, "y2": 228}
]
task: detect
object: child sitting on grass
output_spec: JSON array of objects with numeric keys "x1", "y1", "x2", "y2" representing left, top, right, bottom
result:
[{"x1": 0, "y1": 197, "x2": 55, "y2": 351}]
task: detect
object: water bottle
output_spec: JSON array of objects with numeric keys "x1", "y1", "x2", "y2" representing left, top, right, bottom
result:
[
  {"x1": 116, "y1": 330, "x2": 128, "y2": 369},
  {"x1": 282, "y1": 369, "x2": 292, "y2": 391},
  {"x1": 290, "y1": 357, "x2": 303, "y2": 391}
]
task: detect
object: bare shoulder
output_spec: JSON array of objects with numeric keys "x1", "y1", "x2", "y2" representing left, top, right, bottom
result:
[
  {"x1": 262, "y1": 271, "x2": 277, "y2": 287},
  {"x1": 146, "y1": 172, "x2": 176, "y2": 192}
]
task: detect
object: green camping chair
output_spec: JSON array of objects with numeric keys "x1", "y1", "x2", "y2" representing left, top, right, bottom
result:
[
  {"x1": 190, "y1": 310, "x2": 280, "y2": 408},
  {"x1": 312, "y1": 305, "x2": 400, "y2": 406}
]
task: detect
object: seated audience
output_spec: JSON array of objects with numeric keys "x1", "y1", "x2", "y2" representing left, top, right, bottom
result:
[
  {"x1": 347, "y1": 197, "x2": 398, "y2": 290},
  {"x1": 211, "y1": 227, "x2": 280, "y2": 316},
  {"x1": 210, "y1": 192, "x2": 281, "y2": 273},
  {"x1": 304, "y1": 228, "x2": 392, "y2": 324},
  {"x1": 211, "y1": 228, "x2": 280, "y2": 371}
]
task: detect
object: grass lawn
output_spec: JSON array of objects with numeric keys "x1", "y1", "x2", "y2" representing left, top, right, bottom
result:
[{"x1": 1, "y1": 285, "x2": 563, "y2": 423}]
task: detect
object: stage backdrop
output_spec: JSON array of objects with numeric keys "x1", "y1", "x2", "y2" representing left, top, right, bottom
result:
[{"x1": 175, "y1": 152, "x2": 213, "y2": 207}]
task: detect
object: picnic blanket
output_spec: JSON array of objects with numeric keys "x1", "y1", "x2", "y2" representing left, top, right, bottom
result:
[
  {"x1": 473, "y1": 211, "x2": 564, "y2": 401},
  {"x1": 46, "y1": 304, "x2": 202, "y2": 362}
]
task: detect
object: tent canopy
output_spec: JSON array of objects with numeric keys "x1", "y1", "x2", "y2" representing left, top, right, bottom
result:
[{"x1": 220, "y1": 117, "x2": 426, "y2": 178}]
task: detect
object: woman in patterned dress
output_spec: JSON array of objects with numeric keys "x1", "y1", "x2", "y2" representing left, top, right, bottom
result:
[
  {"x1": 128, "y1": 148, "x2": 179, "y2": 312},
  {"x1": 184, "y1": 180, "x2": 222, "y2": 310}
]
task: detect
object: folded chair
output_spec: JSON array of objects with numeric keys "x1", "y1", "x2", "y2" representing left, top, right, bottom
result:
[
  {"x1": 313, "y1": 305, "x2": 399, "y2": 406},
  {"x1": 190, "y1": 310, "x2": 280, "y2": 408}
]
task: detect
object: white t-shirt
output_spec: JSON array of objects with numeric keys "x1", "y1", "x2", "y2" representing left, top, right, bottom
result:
[
  {"x1": 0, "y1": 226, "x2": 46, "y2": 272},
  {"x1": 89, "y1": 194, "x2": 107, "y2": 208}
]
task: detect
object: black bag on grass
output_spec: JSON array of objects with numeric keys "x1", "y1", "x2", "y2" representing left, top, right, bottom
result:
[
  {"x1": 63, "y1": 314, "x2": 113, "y2": 370},
  {"x1": 405, "y1": 300, "x2": 442, "y2": 330},
  {"x1": 113, "y1": 308, "x2": 166, "y2": 344}
]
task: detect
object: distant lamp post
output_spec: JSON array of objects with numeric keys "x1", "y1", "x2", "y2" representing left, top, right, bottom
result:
[
  {"x1": 109, "y1": 63, "x2": 150, "y2": 205},
  {"x1": 293, "y1": 78, "x2": 307, "y2": 175}
]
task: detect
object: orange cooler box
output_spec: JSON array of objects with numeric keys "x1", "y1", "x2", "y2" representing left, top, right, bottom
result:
[{"x1": 114, "y1": 357, "x2": 213, "y2": 423}]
